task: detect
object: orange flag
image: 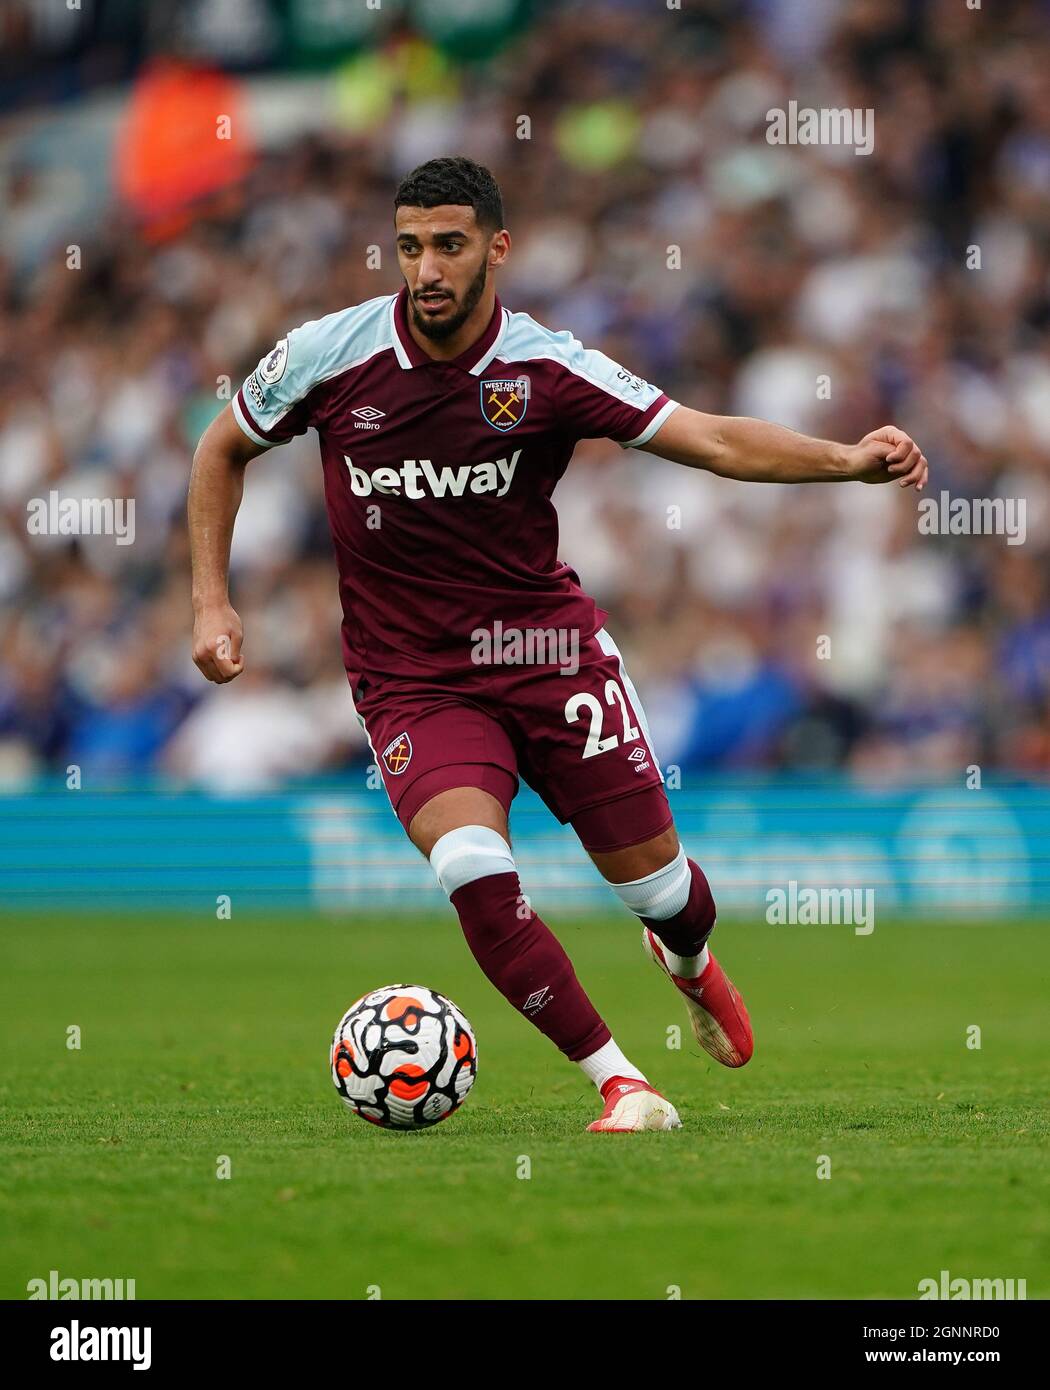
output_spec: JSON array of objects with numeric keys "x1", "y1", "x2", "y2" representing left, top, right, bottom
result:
[{"x1": 114, "y1": 61, "x2": 254, "y2": 239}]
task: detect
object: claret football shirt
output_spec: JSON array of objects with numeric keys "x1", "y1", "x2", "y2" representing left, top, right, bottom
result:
[{"x1": 233, "y1": 286, "x2": 678, "y2": 686}]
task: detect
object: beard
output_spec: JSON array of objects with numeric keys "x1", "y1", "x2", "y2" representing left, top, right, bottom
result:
[{"x1": 410, "y1": 259, "x2": 488, "y2": 341}]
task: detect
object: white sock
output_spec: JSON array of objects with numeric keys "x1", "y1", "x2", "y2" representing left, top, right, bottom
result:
[
  {"x1": 660, "y1": 941, "x2": 710, "y2": 979},
  {"x1": 578, "y1": 1038, "x2": 646, "y2": 1091}
]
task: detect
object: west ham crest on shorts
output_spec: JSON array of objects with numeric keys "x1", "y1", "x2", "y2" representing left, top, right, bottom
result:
[
  {"x1": 382, "y1": 731, "x2": 413, "y2": 776},
  {"x1": 481, "y1": 376, "x2": 529, "y2": 432}
]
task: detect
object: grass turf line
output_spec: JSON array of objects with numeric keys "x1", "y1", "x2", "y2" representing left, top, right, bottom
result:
[{"x1": 1, "y1": 912, "x2": 1047, "y2": 1300}]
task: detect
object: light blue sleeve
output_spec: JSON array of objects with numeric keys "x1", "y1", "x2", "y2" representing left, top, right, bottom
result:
[{"x1": 231, "y1": 296, "x2": 397, "y2": 448}]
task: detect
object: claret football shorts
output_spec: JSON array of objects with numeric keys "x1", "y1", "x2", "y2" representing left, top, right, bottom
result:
[{"x1": 352, "y1": 628, "x2": 672, "y2": 852}]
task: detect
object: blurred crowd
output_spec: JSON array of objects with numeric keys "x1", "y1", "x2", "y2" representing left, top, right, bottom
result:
[{"x1": 1, "y1": 0, "x2": 1049, "y2": 789}]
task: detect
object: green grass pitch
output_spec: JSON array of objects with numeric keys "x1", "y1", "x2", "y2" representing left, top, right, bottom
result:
[{"x1": 1, "y1": 911, "x2": 1047, "y2": 1300}]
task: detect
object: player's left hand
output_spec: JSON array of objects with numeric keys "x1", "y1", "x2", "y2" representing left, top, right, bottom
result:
[{"x1": 847, "y1": 426, "x2": 928, "y2": 490}]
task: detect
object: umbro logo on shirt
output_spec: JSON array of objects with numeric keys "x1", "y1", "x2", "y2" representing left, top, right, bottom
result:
[{"x1": 351, "y1": 406, "x2": 385, "y2": 430}]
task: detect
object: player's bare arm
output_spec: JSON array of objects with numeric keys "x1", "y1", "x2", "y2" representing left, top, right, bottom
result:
[
  {"x1": 641, "y1": 406, "x2": 929, "y2": 491},
  {"x1": 187, "y1": 403, "x2": 263, "y2": 683}
]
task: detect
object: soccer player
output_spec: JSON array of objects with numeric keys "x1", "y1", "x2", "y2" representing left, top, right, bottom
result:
[{"x1": 188, "y1": 157, "x2": 928, "y2": 1132}]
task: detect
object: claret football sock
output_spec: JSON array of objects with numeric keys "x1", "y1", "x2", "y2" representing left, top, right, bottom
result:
[
  {"x1": 610, "y1": 849, "x2": 717, "y2": 978},
  {"x1": 450, "y1": 872, "x2": 612, "y2": 1061},
  {"x1": 431, "y1": 826, "x2": 612, "y2": 1063}
]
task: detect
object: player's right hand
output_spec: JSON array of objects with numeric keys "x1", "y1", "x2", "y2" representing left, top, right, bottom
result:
[
  {"x1": 847, "y1": 426, "x2": 928, "y2": 490},
  {"x1": 192, "y1": 603, "x2": 244, "y2": 683}
]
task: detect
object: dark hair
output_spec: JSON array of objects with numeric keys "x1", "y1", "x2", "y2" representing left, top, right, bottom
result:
[{"x1": 394, "y1": 156, "x2": 505, "y2": 233}]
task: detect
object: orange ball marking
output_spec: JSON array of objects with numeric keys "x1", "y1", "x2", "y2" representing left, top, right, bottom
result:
[
  {"x1": 382, "y1": 994, "x2": 424, "y2": 1023},
  {"x1": 389, "y1": 1063, "x2": 428, "y2": 1101},
  {"x1": 333, "y1": 1041, "x2": 355, "y2": 1078}
]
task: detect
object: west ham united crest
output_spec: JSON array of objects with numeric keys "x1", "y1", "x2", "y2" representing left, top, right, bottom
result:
[
  {"x1": 382, "y1": 731, "x2": 413, "y2": 776},
  {"x1": 481, "y1": 376, "x2": 529, "y2": 431}
]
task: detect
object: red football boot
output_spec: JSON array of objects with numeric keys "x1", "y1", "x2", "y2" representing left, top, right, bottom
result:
[
  {"x1": 643, "y1": 928, "x2": 754, "y2": 1068},
  {"x1": 586, "y1": 1075, "x2": 681, "y2": 1132}
]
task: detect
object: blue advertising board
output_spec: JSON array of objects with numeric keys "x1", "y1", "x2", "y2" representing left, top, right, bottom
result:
[{"x1": 1, "y1": 777, "x2": 1046, "y2": 918}]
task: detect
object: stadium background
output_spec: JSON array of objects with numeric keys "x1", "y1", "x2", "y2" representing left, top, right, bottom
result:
[
  {"x1": 1, "y1": 0, "x2": 1048, "y2": 912},
  {"x1": 1, "y1": 0, "x2": 1048, "y2": 1308}
]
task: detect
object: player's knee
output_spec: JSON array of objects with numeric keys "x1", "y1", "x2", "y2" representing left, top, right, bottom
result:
[
  {"x1": 610, "y1": 847, "x2": 716, "y2": 931},
  {"x1": 610, "y1": 845, "x2": 690, "y2": 919},
  {"x1": 429, "y1": 824, "x2": 516, "y2": 899}
]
